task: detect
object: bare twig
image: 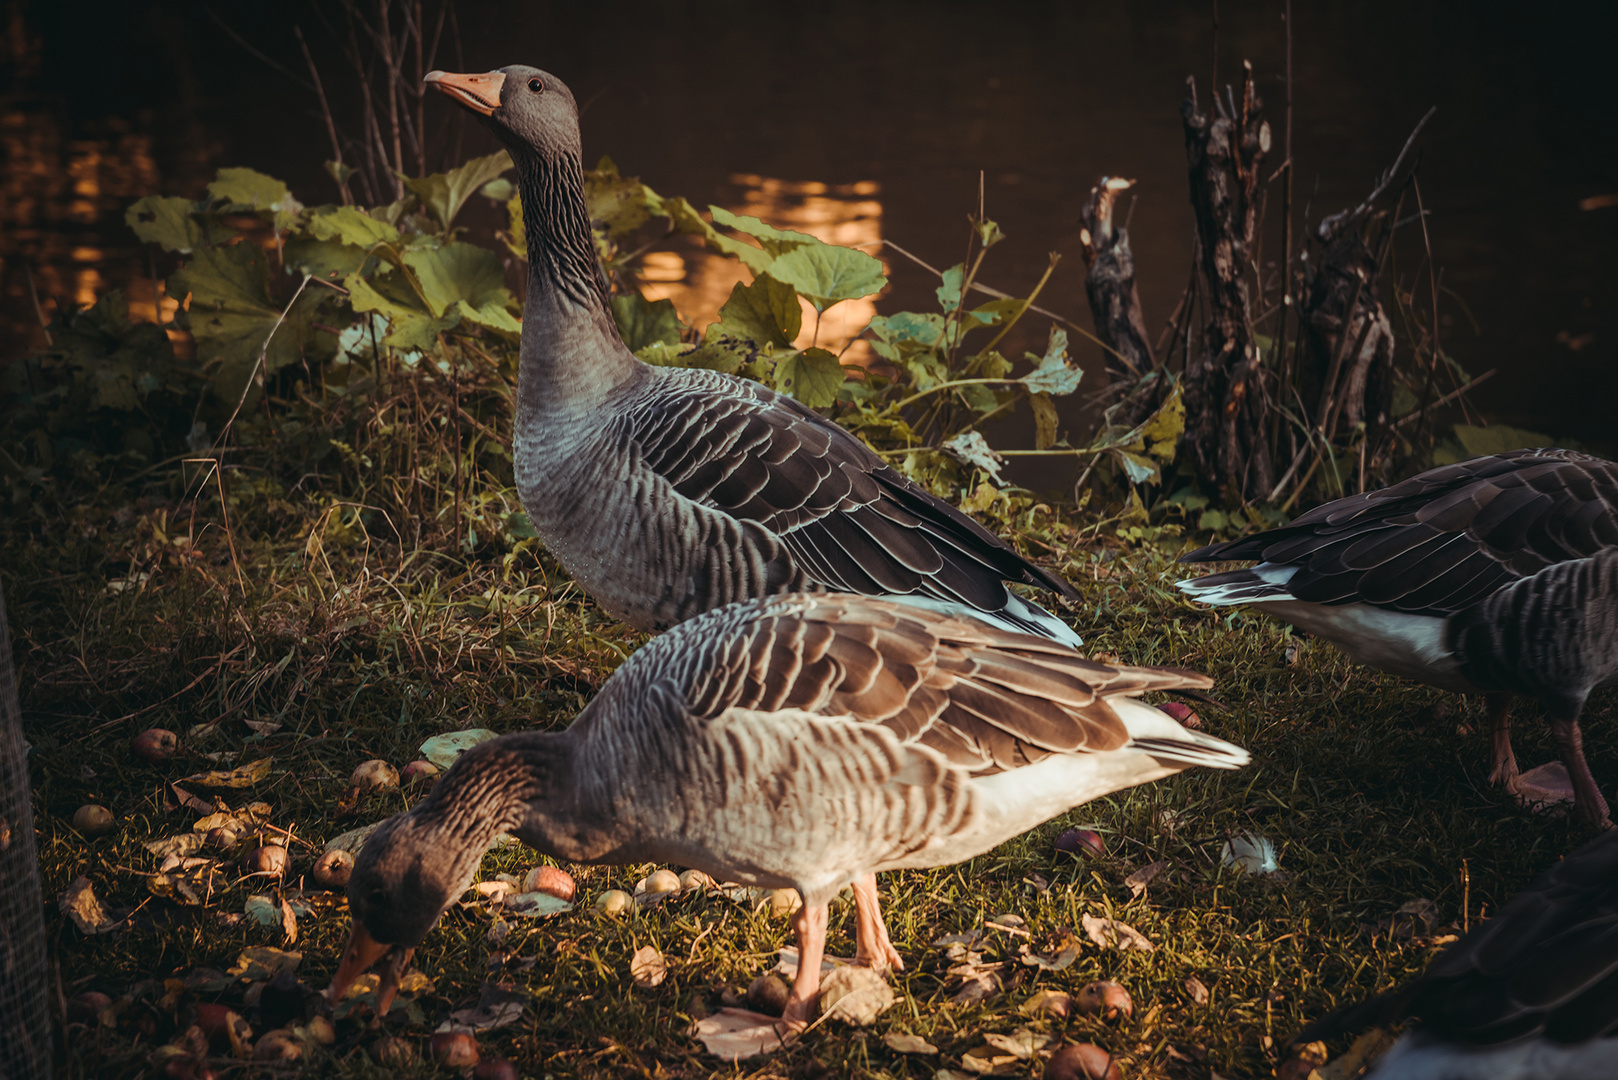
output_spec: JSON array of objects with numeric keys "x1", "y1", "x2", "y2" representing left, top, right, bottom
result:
[
  {"x1": 294, "y1": 26, "x2": 352, "y2": 205},
  {"x1": 206, "y1": 9, "x2": 315, "y2": 92}
]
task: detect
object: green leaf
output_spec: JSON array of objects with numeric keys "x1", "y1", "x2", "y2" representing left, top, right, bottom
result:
[
  {"x1": 325, "y1": 160, "x2": 356, "y2": 186},
  {"x1": 399, "y1": 242, "x2": 516, "y2": 319},
  {"x1": 773, "y1": 347, "x2": 846, "y2": 408},
  {"x1": 971, "y1": 298, "x2": 1025, "y2": 326},
  {"x1": 480, "y1": 177, "x2": 514, "y2": 202},
  {"x1": 1030, "y1": 392, "x2": 1059, "y2": 450},
  {"x1": 306, "y1": 206, "x2": 400, "y2": 249},
  {"x1": 937, "y1": 265, "x2": 965, "y2": 312},
  {"x1": 206, "y1": 167, "x2": 302, "y2": 229},
  {"x1": 401, "y1": 150, "x2": 514, "y2": 230},
  {"x1": 1137, "y1": 384, "x2": 1185, "y2": 462},
  {"x1": 283, "y1": 238, "x2": 371, "y2": 282},
  {"x1": 344, "y1": 272, "x2": 457, "y2": 351},
  {"x1": 125, "y1": 195, "x2": 228, "y2": 254},
  {"x1": 708, "y1": 206, "x2": 819, "y2": 258},
  {"x1": 502, "y1": 193, "x2": 527, "y2": 260},
  {"x1": 970, "y1": 215, "x2": 1005, "y2": 248},
  {"x1": 1022, "y1": 329, "x2": 1083, "y2": 396},
  {"x1": 764, "y1": 244, "x2": 887, "y2": 312},
  {"x1": 715, "y1": 273, "x2": 801, "y2": 348},
  {"x1": 611, "y1": 293, "x2": 683, "y2": 352},
  {"x1": 585, "y1": 167, "x2": 654, "y2": 240},
  {"x1": 649, "y1": 197, "x2": 772, "y2": 274},
  {"x1": 1113, "y1": 449, "x2": 1159, "y2": 484},
  {"x1": 866, "y1": 311, "x2": 944, "y2": 345},
  {"x1": 170, "y1": 244, "x2": 322, "y2": 403}
]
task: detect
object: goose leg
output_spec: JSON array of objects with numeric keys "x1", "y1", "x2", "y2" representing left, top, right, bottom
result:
[
  {"x1": 1551, "y1": 717, "x2": 1613, "y2": 830},
  {"x1": 781, "y1": 901, "x2": 829, "y2": 1030},
  {"x1": 1485, "y1": 692, "x2": 1520, "y2": 791},
  {"x1": 850, "y1": 874, "x2": 904, "y2": 973}
]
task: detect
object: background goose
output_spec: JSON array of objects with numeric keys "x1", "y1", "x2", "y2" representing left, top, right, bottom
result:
[
  {"x1": 1177, "y1": 449, "x2": 1618, "y2": 827},
  {"x1": 423, "y1": 66, "x2": 1083, "y2": 644},
  {"x1": 1293, "y1": 827, "x2": 1618, "y2": 1079},
  {"x1": 327, "y1": 594, "x2": 1247, "y2": 1028}
]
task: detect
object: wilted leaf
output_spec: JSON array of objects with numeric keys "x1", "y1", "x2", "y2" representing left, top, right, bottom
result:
[
  {"x1": 959, "y1": 1045, "x2": 1022, "y2": 1075},
  {"x1": 690, "y1": 1008, "x2": 786, "y2": 1060},
  {"x1": 439, "y1": 984, "x2": 528, "y2": 1032},
  {"x1": 144, "y1": 833, "x2": 206, "y2": 860},
  {"x1": 774, "y1": 347, "x2": 845, "y2": 408},
  {"x1": 1030, "y1": 391, "x2": 1059, "y2": 449},
  {"x1": 403, "y1": 150, "x2": 514, "y2": 230},
  {"x1": 942, "y1": 431, "x2": 1006, "y2": 486},
  {"x1": 227, "y1": 946, "x2": 302, "y2": 980},
  {"x1": 1183, "y1": 975, "x2": 1210, "y2": 1005},
  {"x1": 306, "y1": 206, "x2": 400, "y2": 249},
  {"x1": 180, "y1": 756, "x2": 272, "y2": 789},
  {"x1": 1124, "y1": 860, "x2": 1169, "y2": 900},
  {"x1": 244, "y1": 894, "x2": 280, "y2": 928},
  {"x1": 630, "y1": 944, "x2": 668, "y2": 988},
  {"x1": 764, "y1": 243, "x2": 887, "y2": 312},
  {"x1": 207, "y1": 167, "x2": 302, "y2": 230},
  {"x1": 194, "y1": 801, "x2": 271, "y2": 834},
  {"x1": 585, "y1": 158, "x2": 654, "y2": 239},
  {"x1": 504, "y1": 891, "x2": 573, "y2": 917},
  {"x1": 818, "y1": 965, "x2": 893, "y2": 1025},
  {"x1": 126, "y1": 195, "x2": 229, "y2": 253},
  {"x1": 1019, "y1": 934, "x2": 1080, "y2": 971},
  {"x1": 420, "y1": 729, "x2": 500, "y2": 769},
  {"x1": 611, "y1": 292, "x2": 683, "y2": 352},
  {"x1": 981, "y1": 1029, "x2": 1048, "y2": 1059},
  {"x1": 149, "y1": 860, "x2": 228, "y2": 906},
  {"x1": 1113, "y1": 449, "x2": 1159, "y2": 484},
  {"x1": 715, "y1": 273, "x2": 801, "y2": 348},
  {"x1": 1081, "y1": 913, "x2": 1155, "y2": 952},
  {"x1": 1022, "y1": 329, "x2": 1082, "y2": 396},
  {"x1": 883, "y1": 1033, "x2": 938, "y2": 1055},
  {"x1": 1137, "y1": 383, "x2": 1185, "y2": 462},
  {"x1": 61, "y1": 877, "x2": 118, "y2": 935}
]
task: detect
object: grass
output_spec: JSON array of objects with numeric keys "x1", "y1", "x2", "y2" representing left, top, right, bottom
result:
[{"x1": 7, "y1": 363, "x2": 1612, "y2": 1080}]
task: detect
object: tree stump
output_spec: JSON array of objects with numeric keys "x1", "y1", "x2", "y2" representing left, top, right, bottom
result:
[
  {"x1": 1079, "y1": 177, "x2": 1157, "y2": 428},
  {"x1": 1180, "y1": 61, "x2": 1273, "y2": 500}
]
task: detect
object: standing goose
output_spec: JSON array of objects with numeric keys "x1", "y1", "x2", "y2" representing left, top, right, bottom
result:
[
  {"x1": 1177, "y1": 449, "x2": 1618, "y2": 827},
  {"x1": 421, "y1": 65, "x2": 1083, "y2": 644},
  {"x1": 1292, "y1": 826, "x2": 1618, "y2": 1079},
  {"x1": 327, "y1": 594, "x2": 1247, "y2": 1028}
]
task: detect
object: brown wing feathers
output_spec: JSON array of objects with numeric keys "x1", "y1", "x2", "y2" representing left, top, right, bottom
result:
[{"x1": 690, "y1": 596, "x2": 1208, "y2": 776}]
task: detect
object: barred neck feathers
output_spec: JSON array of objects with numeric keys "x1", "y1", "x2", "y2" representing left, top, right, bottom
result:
[{"x1": 518, "y1": 149, "x2": 607, "y2": 310}]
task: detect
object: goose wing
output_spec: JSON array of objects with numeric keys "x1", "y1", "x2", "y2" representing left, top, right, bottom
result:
[
  {"x1": 1296, "y1": 827, "x2": 1618, "y2": 1047},
  {"x1": 670, "y1": 594, "x2": 1212, "y2": 776},
  {"x1": 1182, "y1": 450, "x2": 1618, "y2": 616},
  {"x1": 625, "y1": 374, "x2": 1079, "y2": 614}
]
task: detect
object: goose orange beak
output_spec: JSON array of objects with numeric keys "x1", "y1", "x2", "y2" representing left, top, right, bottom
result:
[
  {"x1": 327, "y1": 921, "x2": 390, "y2": 1003},
  {"x1": 425, "y1": 70, "x2": 505, "y2": 115}
]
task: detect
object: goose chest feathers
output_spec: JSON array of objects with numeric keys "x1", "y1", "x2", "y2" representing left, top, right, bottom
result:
[
  {"x1": 329, "y1": 594, "x2": 1247, "y2": 1026},
  {"x1": 1177, "y1": 448, "x2": 1618, "y2": 827},
  {"x1": 1294, "y1": 827, "x2": 1618, "y2": 1080},
  {"x1": 423, "y1": 65, "x2": 1082, "y2": 644}
]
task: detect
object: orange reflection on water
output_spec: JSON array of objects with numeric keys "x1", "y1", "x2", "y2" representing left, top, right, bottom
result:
[{"x1": 639, "y1": 174, "x2": 885, "y2": 365}]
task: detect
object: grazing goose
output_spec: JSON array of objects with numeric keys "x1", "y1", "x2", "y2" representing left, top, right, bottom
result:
[
  {"x1": 1292, "y1": 827, "x2": 1618, "y2": 1079},
  {"x1": 422, "y1": 65, "x2": 1083, "y2": 644},
  {"x1": 327, "y1": 594, "x2": 1247, "y2": 1028},
  {"x1": 1177, "y1": 449, "x2": 1618, "y2": 827}
]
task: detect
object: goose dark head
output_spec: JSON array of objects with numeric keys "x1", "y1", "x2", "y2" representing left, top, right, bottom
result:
[
  {"x1": 327, "y1": 811, "x2": 468, "y2": 1011},
  {"x1": 424, "y1": 64, "x2": 580, "y2": 161}
]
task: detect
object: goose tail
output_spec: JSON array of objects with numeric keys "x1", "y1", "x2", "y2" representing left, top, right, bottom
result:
[
  {"x1": 1130, "y1": 729, "x2": 1251, "y2": 771},
  {"x1": 1176, "y1": 563, "x2": 1298, "y2": 607}
]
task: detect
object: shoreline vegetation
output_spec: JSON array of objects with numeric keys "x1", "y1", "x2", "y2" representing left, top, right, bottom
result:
[{"x1": 4, "y1": 4, "x2": 1613, "y2": 1076}]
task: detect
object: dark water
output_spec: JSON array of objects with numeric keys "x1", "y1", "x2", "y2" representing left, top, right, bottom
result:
[{"x1": 7, "y1": 0, "x2": 1617, "y2": 456}]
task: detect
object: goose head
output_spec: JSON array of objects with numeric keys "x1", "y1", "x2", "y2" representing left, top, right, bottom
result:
[{"x1": 425, "y1": 64, "x2": 581, "y2": 162}]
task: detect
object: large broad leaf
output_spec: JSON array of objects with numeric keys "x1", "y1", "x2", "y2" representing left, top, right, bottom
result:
[
  {"x1": 170, "y1": 244, "x2": 323, "y2": 404},
  {"x1": 402, "y1": 150, "x2": 514, "y2": 230},
  {"x1": 774, "y1": 347, "x2": 845, "y2": 408},
  {"x1": 709, "y1": 206, "x2": 819, "y2": 259},
  {"x1": 345, "y1": 271, "x2": 458, "y2": 351},
  {"x1": 715, "y1": 273, "x2": 801, "y2": 347},
  {"x1": 125, "y1": 195, "x2": 230, "y2": 254},
  {"x1": 207, "y1": 167, "x2": 302, "y2": 230},
  {"x1": 1022, "y1": 329, "x2": 1083, "y2": 396},
  {"x1": 585, "y1": 157, "x2": 654, "y2": 239},
  {"x1": 399, "y1": 243, "x2": 517, "y2": 321},
  {"x1": 766, "y1": 244, "x2": 887, "y2": 312},
  {"x1": 611, "y1": 293, "x2": 682, "y2": 352},
  {"x1": 307, "y1": 206, "x2": 401, "y2": 249},
  {"x1": 647, "y1": 196, "x2": 772, "y2": 273},
  {"x1": 283, "y1": 238, "x2": 372, "y2": 283}
]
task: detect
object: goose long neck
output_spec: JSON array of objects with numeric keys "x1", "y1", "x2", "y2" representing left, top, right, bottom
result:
[
  {"x1": 514, "y1": 148, "x2": 637, "y2": 410},
  {"x1": 414, "y1": 732, "x2": 575, "y2": 855}
]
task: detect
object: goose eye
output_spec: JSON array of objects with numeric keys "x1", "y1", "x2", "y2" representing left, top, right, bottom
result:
[{"x1": 527, "y1": 77, "x2": 544, "y2": 93}]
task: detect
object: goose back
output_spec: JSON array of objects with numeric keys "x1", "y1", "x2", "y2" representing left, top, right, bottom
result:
[{"x1": 1183, "y1": 449, "x2": 1618, "y2": 617}]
